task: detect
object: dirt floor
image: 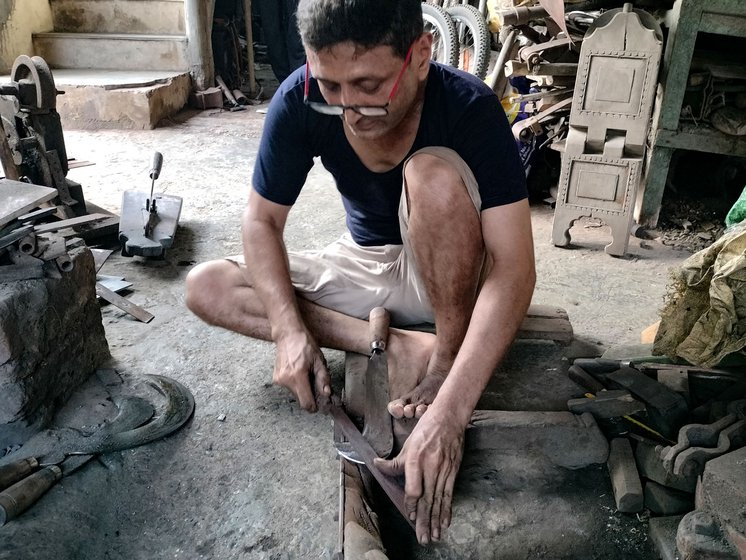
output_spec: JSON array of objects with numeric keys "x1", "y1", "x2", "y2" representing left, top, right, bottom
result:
[{"x1": 0, "y1": 85, "x2": 714, "y2": 559}]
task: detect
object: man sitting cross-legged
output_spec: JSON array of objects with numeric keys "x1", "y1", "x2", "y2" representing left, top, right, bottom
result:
[{"x1": 185, "y1": 0, "x2": 535, "y2": 545}]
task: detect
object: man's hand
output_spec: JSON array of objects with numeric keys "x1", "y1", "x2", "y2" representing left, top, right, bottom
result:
[
  {"x1": 273, "y1": 330, "x2": 331, "y2": 412},
  {"x1": 374, "y1": 409, "x2": 465, "y2": 545}
]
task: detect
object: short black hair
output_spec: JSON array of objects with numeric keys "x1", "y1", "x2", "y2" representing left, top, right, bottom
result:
[{"x1": 297, "y1": 0, "x2": 423, "y2": 59}]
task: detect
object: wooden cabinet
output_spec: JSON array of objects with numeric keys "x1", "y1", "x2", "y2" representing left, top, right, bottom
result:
[{"x1": 637, "y1": 0, "x2": 746, "y2": 227}]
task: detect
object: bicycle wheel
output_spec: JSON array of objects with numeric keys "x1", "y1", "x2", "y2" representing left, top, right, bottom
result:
[
  {"x1": 422, "y1": 3, "x2": 459, "y2": 67},
  {"x1": 446, "y1": 4, "x2": 491, "y2": 79}
]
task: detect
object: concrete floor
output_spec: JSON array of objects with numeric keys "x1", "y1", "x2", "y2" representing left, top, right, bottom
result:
[{"x1": 0, "y1": 100, "x2": 693, "y2": 559}]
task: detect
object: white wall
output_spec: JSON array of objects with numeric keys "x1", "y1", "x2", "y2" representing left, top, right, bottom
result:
[{"x1": 0, "y1": 0, "x2": 53, "y2": 73}]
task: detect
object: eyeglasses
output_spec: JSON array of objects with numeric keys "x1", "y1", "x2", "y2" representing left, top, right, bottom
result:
[{"x1": 304, "y1": 43, "x2": 414, "y2": 116}]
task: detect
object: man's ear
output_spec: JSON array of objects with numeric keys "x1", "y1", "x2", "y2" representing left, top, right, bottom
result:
[{"x1": 414, "y1": 33, "x2": 433, "y2": 79}]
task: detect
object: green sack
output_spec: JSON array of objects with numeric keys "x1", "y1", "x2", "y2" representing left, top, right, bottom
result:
[{"x1": 725, "y1": 185, "x2": 746, "y2": 228}]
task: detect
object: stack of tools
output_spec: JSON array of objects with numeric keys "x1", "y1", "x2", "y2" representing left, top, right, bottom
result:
[
  {"x1": 563, "y1": 356, "x2": 746, "y2": 558},
  {"x1": 0, "y1": 182, "x2": 89, "y2": 282},
  {"x1": 0, "y1": 374, "x2": 194, "y2": 526}
]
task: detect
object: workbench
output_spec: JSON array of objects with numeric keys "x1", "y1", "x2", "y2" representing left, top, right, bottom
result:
[{"x1": 637, "y1": 0, "x2": 746, "y2": 227}]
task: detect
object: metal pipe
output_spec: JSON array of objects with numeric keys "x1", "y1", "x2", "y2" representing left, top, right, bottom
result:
[
  {"x1": 497, "y1": 6, "x2": 549, "y2": 27},
  {"x1": 486, "y1": 28, "x2": 517, "y2": 94}
]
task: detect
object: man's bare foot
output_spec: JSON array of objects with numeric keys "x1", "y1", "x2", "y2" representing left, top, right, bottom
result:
[
  {"x1": 385, "y1": 328, "x2": 434, "y2": 419},
  {"x1": 384, "y1": 328, "x2": 452, "y2": 419},
  {"x1": 388, "y1": 373, "x2": 446, "y2": 419}
]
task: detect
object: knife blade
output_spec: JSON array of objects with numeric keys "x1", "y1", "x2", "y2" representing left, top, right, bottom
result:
[
  {"x1": 329, "y1": 403, "x2": 414, "y2": 531},
  {"x1": 361, "y1": 307, "x2": 393, "y2": 458}
]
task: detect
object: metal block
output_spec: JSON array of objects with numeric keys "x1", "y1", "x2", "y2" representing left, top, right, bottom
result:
[
  {"x1": 551, "y1": 4, "x2": 663, "y2": 257},
  {"x1": 119, "y1": 190, "x2": 182, "y2": 257},
  {"x1": 606, "y1": 366, "x2": 689, "y2": 440},
  {"x1": 551, "y1": 154, "x2": 641, "y2": 256}
]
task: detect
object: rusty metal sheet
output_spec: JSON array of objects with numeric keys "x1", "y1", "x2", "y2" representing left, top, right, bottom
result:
[{"x1": 0, "y1": 180, "x2": 57, "y2": 229}]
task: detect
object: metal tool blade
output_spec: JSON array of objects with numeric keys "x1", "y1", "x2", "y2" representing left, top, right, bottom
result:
[
  {"x1": 333, "y1": 417, "x2": 364, "y2": 464},
  {"x1": 361, "y1": 307, "x2": 393, "y2": 458},
  {"x1": 334, "y1": 441, "x2": 365, "y2": 465},
  {"x1": 329, "y1": 403, "x2": 414, "y2": 531}
]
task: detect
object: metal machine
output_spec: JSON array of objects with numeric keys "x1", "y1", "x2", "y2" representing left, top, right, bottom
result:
[{"x1": 0, "y1": 55, "x2": 84, "y2": 219}]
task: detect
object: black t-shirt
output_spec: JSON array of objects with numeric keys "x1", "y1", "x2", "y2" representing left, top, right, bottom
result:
[{"x1": 253, "y1": 62, "x2": 527, "y2": 246}]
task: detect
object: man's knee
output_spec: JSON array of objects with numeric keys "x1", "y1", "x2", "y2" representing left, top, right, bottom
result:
[
  {"x1": 403, "y1": 152, "x2": 470, "y2": 211},
  {"x1": 404, "y1": 153, "x2": 461, "y2": 189},
  {"x1": 185, "y1": 260, "x2": 235, "y2": 317}
]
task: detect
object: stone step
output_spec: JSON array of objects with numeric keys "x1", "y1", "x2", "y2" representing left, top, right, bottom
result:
[
  {"x1": 33, "y1": 32, "x2": 188, "y2": 71},
  {"x1": 51, "y1": 0, "x2": 185, "y2": 35},
  {"x1": 1, "y1": 69, "x2": 191, "y2": 130}
]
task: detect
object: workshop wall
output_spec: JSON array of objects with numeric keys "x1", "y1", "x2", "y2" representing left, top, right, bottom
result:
[{"x1": 0, "y1": 0, "x2": 53, "y2": 73}]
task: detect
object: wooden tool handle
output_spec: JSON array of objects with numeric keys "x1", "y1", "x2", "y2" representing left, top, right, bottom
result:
[
  {"x1": 369, "y1": 307, "x2": 390, "y2": 352},
  {"x1": 0, "y1": 466, "x2": 61, "y2": 526},
  {"x1": 150, "y1": 152, "x2": 163, "y2": 180},
  {"x1": 0, "y1": 458, "x2": 39, "y2": 491}
]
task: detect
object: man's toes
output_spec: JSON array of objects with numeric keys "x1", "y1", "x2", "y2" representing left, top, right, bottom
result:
[
  {"x1": 403, "y1": 403, "x2": 417, "y2": 418},
  {"x1": 415, "y1": 403, "x2": 428, "y2": 418},
  {"x1": 388, "y1": 400, "x2": 406, "y2": 419}
]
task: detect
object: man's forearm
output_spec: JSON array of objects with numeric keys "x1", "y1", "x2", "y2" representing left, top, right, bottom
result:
[
  {"x1": 241, "y1": 208, "x2": 305, "y2": 341},
  {"x1": 430, "y1": 264, "x2": 536, "y2": 427}
]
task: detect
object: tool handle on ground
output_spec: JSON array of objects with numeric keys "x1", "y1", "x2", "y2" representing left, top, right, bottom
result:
[
  {"x1": 216, "y1": 75, "x2": 239, "y2": 106},
  {"x1": 0, "y1": 465, "x2": 61, "y2": 526},
  {"x1": 369, "y1": 307, "x2": 390, "y2": 352},
  {"x1": 149, "y1": 152, "x2": 163, "y2": 181},
  {"x1": 0, "y1": 458, "x2": 39, "y2": 492}
]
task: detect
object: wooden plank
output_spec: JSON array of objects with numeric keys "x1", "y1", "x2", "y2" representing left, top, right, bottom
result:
[
  {"x1": 700, "y1": 12, "x2": 746, "y2": 38},
  {"x1": 0, "y1": 180, "x2": 57, "y2": 229},
  {"x1": 387, "y1": 304, "x2": 573, "y2": 344},
  {"x1": 658, "y1": 0, "x2": 702, "y2": 131},
  {"x1": 517, "y1": 316, "x2": 573, "y2": 344},
  {"x1": 95, "y1": 282, "x2": 154, "y2": 323},
  {"x1": 525, "y1": 304, "x2": 569, "y2": 320},
  {"x1": 656, "y1": 125, "x2": 746, "y2": 157}
]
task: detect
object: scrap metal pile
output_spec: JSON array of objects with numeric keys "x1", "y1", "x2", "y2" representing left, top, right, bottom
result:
[
  {"x1": 0, "y1": 54, "x2": 177, "y2": 309},
  {"x1": 423, "y1": 0, "x2": 678, "y2": 256},
  {"x1": 566, "y1": 357, "x2": 746, "y2": 559},
  {"x1": 423, "y1": 0, "x2": 673, "y2": 168},
  {"x1": 0, "y1": 56, "x2": 114, "y2": 282}
]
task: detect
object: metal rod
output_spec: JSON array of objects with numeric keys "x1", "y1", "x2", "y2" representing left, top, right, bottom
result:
[{"x1": 487, "y1": 28, "x2": 517, "y2": 93}]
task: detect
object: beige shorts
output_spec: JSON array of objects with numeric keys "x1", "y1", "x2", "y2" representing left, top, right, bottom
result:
[{"x1": 235, "y1": 146, "x2": 482, "y2": 327}]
